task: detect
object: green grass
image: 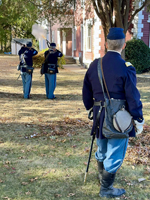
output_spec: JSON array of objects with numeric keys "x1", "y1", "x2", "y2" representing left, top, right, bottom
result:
[{"x1": 0, "y1": 57, "x2": 150, "y2": 200}]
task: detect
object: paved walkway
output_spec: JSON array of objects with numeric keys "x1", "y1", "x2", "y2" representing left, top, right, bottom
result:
[
  {"x1": 136, "y1": 74, "x2": 150, "y2": 78},
  {"x1": 63, "y1": 64, "x2": 150, "y2": 78},
  {"x1": 63, "y1": 64, "x2": 87, "y2": 74}
]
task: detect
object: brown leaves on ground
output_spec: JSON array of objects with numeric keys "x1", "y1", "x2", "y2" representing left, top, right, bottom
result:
[
  {"x1": 125, "y1": 124, "x2": 150, "y2": 166},
  {"x1": 27, "y1": 117, "x2": 92, "y2": 139}
]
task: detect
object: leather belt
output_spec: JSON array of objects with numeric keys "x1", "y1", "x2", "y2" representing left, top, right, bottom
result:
[{"x1": 94, "y1": 101, "x2": 105, "y2": 107}]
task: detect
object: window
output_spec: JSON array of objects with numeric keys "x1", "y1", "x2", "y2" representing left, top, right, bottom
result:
[
  {"x1": 52, "y1": 31, "x2": 55, "y2": 42},
  {"x1": 87, "y1": 25, "x2": 92, "y2": 51},
  {"x1": 74, "y1": 27, "x2": 76, "y2": 50},
  {"x1": 81, "y1": 0, "x2": 84, "y2": 7}
]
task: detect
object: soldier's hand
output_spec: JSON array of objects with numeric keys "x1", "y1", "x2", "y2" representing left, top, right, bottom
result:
[
  {"x1": 88, "y1": 108, "x2": 93, "y2": 120},
  {"x1": 134, "y1": 119, "x2": 145, "y2": 135}
]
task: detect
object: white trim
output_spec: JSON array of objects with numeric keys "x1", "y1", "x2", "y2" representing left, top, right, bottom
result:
[
  {"x1": 133, "y1": 2, "x2": 144, "y2": 39},
  {"x1": 93, "y1": 11, "x2": 101, "y2": 59},
  {"x1": 81, "y1": 24, "x2": 83, "y2": 51},
  {"x1": 147, "y1": 15, "x2": 150, "y2": 22},
  {"x1": 57, "y1": 30, "x2": 61, "y2": 50},
  {"x1": 82, "y1": 0, "x2": 85, "y2": 65},
  {"x1": 62, "y1": 30, "x2": 66, "y2": 55},
  {"x1": 73, "y1": 26, "x2": 77, "y2": 50},
  {"x1": 86, "y1": 20, "x2": 92, "y2": 51},
  {"x1": 73, "y1": 56, "x2": 79, "y2": 60}
]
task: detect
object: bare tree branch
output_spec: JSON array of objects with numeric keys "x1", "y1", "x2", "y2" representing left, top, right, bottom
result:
[{"x1": 128, "y1": 0, "x2": 148, "y2": 29}]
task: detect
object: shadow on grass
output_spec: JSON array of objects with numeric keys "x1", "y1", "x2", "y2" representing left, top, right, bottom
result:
[
  {"x1": 0, "y1": 121, "x2": 150, "y2": 200},
  {"x1": 0, "y1": 91, "x2": 82, "y2": 101}
]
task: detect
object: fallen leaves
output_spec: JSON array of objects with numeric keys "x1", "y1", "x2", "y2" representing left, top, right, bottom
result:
[
  {"x1": 138, "y1": 178, "x2": 146, "y2": 182},
  {"x1": 21, "y1": 182, "x2": 28, "y2": 185},
  {"x1": 0, "y1": 179, "x2": 4, "y2": 183},
  {"x1": 67, "y1": 193, "x2": 75, "y2": 197},
  {"x1": 30, "y1": 177, "x2": 38, "y2": 182},
  {"x1": 125, "y1": 126, "x2": 150, "y2": 166},
  {"x1": 24, "y1": 117, "x2": 92, "y2": 139}
]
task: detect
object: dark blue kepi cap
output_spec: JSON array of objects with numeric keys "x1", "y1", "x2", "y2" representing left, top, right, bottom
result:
[
  {"x1": 26, "y1": 41, "x2": 32, "y2": 47},
  {"x1": 107, "y1": 28, "x2": 125, "y2": 40},
  {"x1": 50, "y1": 43, "x2": 56, "y2": 47}
]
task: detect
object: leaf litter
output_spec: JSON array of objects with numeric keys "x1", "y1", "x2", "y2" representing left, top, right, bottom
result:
[
  {"x1": 125, "y1": 124, "x2": 150, "y2": 167},
  {"x1": 27, "y1": 117, "x2": 92, "y2": 139}
]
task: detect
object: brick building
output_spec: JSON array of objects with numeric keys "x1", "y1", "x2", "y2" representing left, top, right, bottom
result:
[{"x1": 38, "y1": 1, "x2": 150, "y2": 68}]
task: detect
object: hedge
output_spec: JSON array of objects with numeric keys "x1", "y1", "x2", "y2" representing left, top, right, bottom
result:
[{"x1": 125, "y1": 39, "x2": 150, "y2": 73}]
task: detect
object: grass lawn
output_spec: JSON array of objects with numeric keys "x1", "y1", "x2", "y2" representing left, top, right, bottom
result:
[{"x1": 0, "y1": 56, "x2": 149, "y2": 200}]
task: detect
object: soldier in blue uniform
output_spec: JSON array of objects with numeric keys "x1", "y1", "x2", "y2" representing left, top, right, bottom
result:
[
  {"x1": 43, "y1": 43, "x2": 63, "y2": 99},
  {"x1": 82, "y1": 28, "x2": 144, "y2": 198},
  {"x1": 18, "y1": 41, "x2": 38, "y2": 99}
]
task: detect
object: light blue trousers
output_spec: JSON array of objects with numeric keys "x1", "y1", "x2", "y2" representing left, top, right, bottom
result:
[
  {"x1": 21, "y1": 72, "x2": 32, "y2": 99},
  {"x1": 45, "y1": 73, "x2": 56, "y2": 99},
  {"x1": 95, "y1": 138, "x2": 129, "y2": 173}
]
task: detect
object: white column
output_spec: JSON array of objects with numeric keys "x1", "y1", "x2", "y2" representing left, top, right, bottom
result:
[
  {"x1": 62, "y1": 30, "x2": 66, "y2": 55},
  {"x1": 57, "y1": 30, "x2": 60, "y2": 50},
  {"x1": 94, "y1": 11, "x2": 101, "y2": 59}
]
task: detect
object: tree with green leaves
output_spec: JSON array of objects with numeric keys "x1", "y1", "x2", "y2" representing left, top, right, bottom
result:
[{"x1": 0, "y1": 0, "x2": 38, "y2": 51}]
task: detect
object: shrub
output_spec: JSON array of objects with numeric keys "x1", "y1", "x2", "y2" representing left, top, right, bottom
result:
[
  {"x1": 33, "y1": 48, "x2": 65, "y2": 69},
  {"x1": 125, "y1": 39, "x2": 150, "y2": 73}
]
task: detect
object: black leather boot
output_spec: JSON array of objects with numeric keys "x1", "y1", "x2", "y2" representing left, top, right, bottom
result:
[
  {"x1": 97, "y1": 161, "x2": 103, "y2": 182},
  {"x1": 99, "y1": 170, "x2": 126, "y2": 198}
]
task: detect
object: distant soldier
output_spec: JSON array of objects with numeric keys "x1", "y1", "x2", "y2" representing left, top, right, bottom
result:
[
  {"x1": 82, "y1": 28, "x2": 144, "y2": 198},
  {"x1": 18, "y1": 42, "x2": 38, "y2": 99},
  {"x1": 42, "y1": 43, "x2": 63, "y2": 99}
]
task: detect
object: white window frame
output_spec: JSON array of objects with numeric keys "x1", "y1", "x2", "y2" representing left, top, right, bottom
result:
[
  {"x1": 73, "y1": 27, "x2": 77, "y2": 50},
  {"x1": 52, "y1": 30, "x2": 55, "y2": 43},
  {"x1": 86, "y1": 22, "x2": 92, "y2": 52}
]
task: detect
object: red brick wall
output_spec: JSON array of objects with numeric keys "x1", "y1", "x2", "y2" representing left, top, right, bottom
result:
[
  {"x1": 125, "y1": 31, "x2": 132, "y2": 42},
  {"x1": 66, "y1": 29, "x2": 72, "y2": 56},
  {"x1": 99, "y1": 25, "x2": 105, "y2": 57},
  {"x1": 99, "y1": 26, "x2": 133, "y2": 57},
  {"x1": 74, "y1": 26, "x2": 82, "y2": 57}
]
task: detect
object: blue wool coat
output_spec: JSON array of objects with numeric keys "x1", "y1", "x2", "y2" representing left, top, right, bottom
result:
[
  {"x1": 44, "y1": 49, "x2": 63, "y2": 73},
  {"x1": 82, "y1": 51, "x2": 143, "y2": 139},
  {"x1": 18, "y1": 47, "x2": 38, "y2": 68}
]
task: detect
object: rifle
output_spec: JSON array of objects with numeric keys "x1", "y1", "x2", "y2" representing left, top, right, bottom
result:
[
  {"x1": 13, "y1": 39, "x2": 25, "y2": 46},
  {"x1": 46, "y1": 39, "x2": 51, "y2": 48},
  {"x1": 84, "y1": 106, "x2": 103, "y2": 183},
  {"x1": 17, "y1": 73, "x2": 21, "y2": 80},
  {"x1": 84, "y1": 133, "x2": 95, "y2": 183}
]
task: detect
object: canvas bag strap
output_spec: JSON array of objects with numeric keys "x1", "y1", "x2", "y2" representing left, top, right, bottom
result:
[
  {"x1": 44, "y1": 52, "x2": 50, "y2": 63},
  {"x1": 97, "y1": 58, "x2": 111, "y2": 101},
  {"x1": 100, "y1": 58, "x2": 111, "y2": 100},
  {"x1": 22, "y1": 52, "x2": 26, "y2": 65}
]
